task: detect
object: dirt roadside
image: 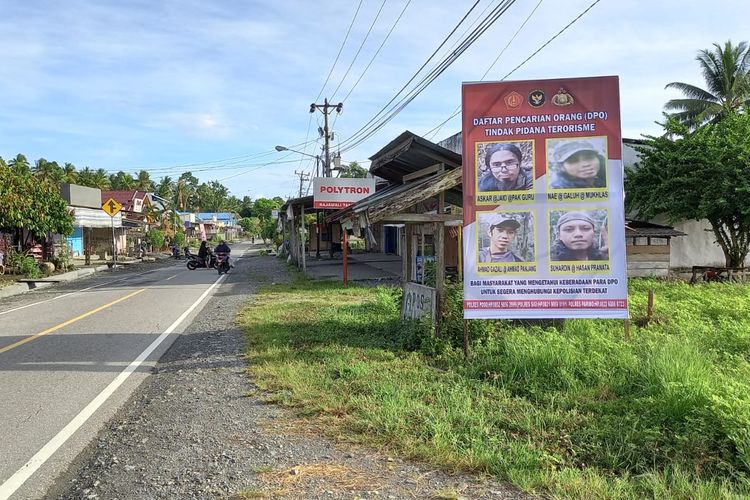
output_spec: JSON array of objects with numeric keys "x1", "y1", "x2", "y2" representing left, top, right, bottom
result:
[{"x1": 46, "y1": 251, "x2": 525, "y2": 500}]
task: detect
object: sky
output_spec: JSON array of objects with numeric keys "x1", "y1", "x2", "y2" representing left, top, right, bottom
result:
[{"x1": 1, "y1": 0, "x2": 748, "y2": 200}]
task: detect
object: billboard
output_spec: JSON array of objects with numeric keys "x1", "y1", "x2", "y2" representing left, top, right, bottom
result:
[
  {"x1": 462, "y1": 76, "x2": 628, "y2": 319},
  {"x1": 313, "y1": 177, "x2": 376, "y2": 209}
]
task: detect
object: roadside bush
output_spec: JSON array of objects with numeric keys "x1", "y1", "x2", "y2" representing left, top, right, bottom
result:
[
  {"x1": 146, "y1": 229, "x2": 165, "y2": 250},
  {"x1": 173, "y1": 231, "x2": 185, "y2": 248},
  {"x1": 9, "y1": 250, "x2": 42, "y2": 279}
]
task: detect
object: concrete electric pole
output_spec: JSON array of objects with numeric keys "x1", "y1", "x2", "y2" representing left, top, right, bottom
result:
[
  {"x1": 294, "y1": 170, "x2": 310, "y2": 198},
  {"x1": 310, "y1": 99, "x2": 343, "y2": 258},
  {"x1": 309, "y1": 99, "x2": 343, "y2": 177}
]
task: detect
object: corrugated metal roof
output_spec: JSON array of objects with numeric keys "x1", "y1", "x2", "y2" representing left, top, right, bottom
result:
[
  {"x1": 369, "y1": 130, "x2": 462, "y2": 183},
  {"x1": 625, "y1": 219, "x2": 685, "y2": 237}
]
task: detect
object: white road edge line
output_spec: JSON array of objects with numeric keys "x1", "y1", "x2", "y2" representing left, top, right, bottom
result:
[
  {"x1": 0, "y1": 270, "x2": 230, "y2": 499},
  {"x1": 0, "y1": 268, "x2": 168, "y2": 317}
]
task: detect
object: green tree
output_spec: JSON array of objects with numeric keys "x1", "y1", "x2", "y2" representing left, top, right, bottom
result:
[
  {"x1": 109, "y1": 171, "x2": 135, "y2": 190},
  {"x1": 62, "y1": 162, "x2": 78, "y2": 184},
  {"x1": 625, "y1": 113, "x2": 750, "y2": 267},
  {"x1": 8, "y1": 154, "x2": 31, "y2": 175},
  {"x1": 91, "y1": 169, "x2": 111, "y2": 190},
  {"x1": 239, "y1": 216, "x2": 261, "y2": 238},
  {"x1": 34, "y1": 158, "x2": 63, "y2": 185},
  {"x1": 338, "y1": 160, "x2": 369, "y2": 178},
  {"x1": 239, "y1": 196, "x2": 254, "y2": 218},
  {"x1": 665, "y1": 40, "x2": 750, "y2": 127},
  {"x1": 156, "y1": 176, "x2": 174, "y2": 200},
  {"x1": 196, "y1": 181, "x2": 229, "y2": 212},
  {"x1": 0, "y1": 163, "x2": 74, "y2": 236},
  {"x1": 135, "y1": 170, "x2": 154, "y2": 191}
]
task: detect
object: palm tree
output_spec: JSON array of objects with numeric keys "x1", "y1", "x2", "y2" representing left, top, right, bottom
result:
[
  {"x1": 156, "y1": 176, "x2": 174, "y2": 200},
  {"x1": 34, "y1": 158, "x2": 63, "y2": 185},
  {"x1": 8, "y1": 154, "x2": 31, "y2": 175},
  {"x1": 665, "y1": 40, "x2": 750, "y2": 126},
  {"x1": 135, "y1": 170, "x2": 154, "y2": 191},
  {"x1": 63, "y1": 163, "x2": 78, "y2": 184},
  {"x1": 92, "y1": 169, "x2": 111, "y2": 190}
]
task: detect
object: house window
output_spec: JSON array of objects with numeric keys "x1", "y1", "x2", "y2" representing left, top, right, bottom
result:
[
  {"x1": 650, "y1": 237, "x2": 669, "y2": 246},
  {"x1": 634, "y1": 237, "x2": 648, "y2": 246}
]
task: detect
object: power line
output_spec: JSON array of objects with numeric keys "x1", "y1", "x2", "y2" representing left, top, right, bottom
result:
[
  {"x1": 315, "y1": 0, "x2": 364, "y2": 102},
  {"x1": 336, "y1": 0, "x2": 484, "y2": 151},
  {"x1": 339, "y1": 0, "x2": 413, "y2": 104},
  {"x1": 339, "y1": 0, "x2": 519, "y2": 153},
  {"x1": 424, "y1": 0, "x2": 544, "y2": 140},
  {"x1": 106, "y1": 138, "x2": 320, "y2": 175},
  {"x1": 330, "y1": 0, "x2": 388, "y2": 102},
  {"x1": 422, "y1": 0, "x2": 603, "y2": 139}
]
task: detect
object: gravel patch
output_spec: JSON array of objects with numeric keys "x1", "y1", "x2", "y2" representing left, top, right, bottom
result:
[{"x1": 47, "y1": 250, "x2": 526, "y2": 499}]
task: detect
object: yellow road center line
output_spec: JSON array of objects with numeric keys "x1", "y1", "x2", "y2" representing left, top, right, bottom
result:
[{"x1": 0, "y1": 288, "x2": 147, "y2": 355}]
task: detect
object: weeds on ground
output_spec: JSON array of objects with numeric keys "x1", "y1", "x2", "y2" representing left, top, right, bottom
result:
[{"x1": 238, "y1": 278, "x2": 750, "y2": 498}]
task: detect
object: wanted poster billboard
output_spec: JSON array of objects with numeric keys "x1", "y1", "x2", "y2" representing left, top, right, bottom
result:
[{"x1": 461, "y1": 76, "x2": 628, "y2": 319}]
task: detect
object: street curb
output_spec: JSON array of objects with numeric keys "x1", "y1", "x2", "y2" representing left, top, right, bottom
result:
[{"x1": 0, "y1": 264, "x2": 127, "y2": 300}]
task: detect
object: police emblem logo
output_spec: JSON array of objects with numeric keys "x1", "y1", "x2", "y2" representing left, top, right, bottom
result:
[
  {"x1": 504, "y1": 91, "x2": 523, "y2": 109},
  {"x1": 552, "y1": 88, "x2": 574, "y2": 106},
  {"x1": 528, "y1": 90, "x2": 546, "y2": 108}
]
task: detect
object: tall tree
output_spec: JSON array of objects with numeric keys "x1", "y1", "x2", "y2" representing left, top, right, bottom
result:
[
  {"x1": 0, "y1": 163, "x2": 74, "y2": 236},
  {"x1": 625, "y1": 114, "x2": 750, "y2": 267},
  {"x1": 109, "y1": 171, "x2": 136, "y2": 190},
  {"x1": 665, "y1": 40, "x2": 750, "y2": 127},
  {"x1": 135, "y1": 170, "x2": 154, "y2": 191},
  {"x1": 8, "y1": 154, "x2": 31, "y2": 175},
  {"x1": 92, "y1": 168, "x2": 111, "y2": 190},
  {"x1": 62, "y1": 162, "x2": 78, "y2": 184},
  {"x1": 156, "y1": 176, "x2": 174, "y2": 200},
  {"x1": 338, "y1": 160, "x2": 369, "y2": 178}
]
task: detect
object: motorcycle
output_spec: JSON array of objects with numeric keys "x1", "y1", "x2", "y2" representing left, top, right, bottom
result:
[
  {"x1": 215, "y1": 252, "x2": 230, "y2": 275},
  {"x1": 186, "y1": 250, "x2": 217, "y2": 270}
]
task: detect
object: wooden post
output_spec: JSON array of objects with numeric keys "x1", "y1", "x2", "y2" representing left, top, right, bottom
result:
[
  {"x1": 457, "y1": 223, "x2": 463, "y2": 282},
  {"x1": 624, "y1": 319, "x2": 631, "y2": 341},
  {"x1": 401, "y1": 225, "x2": 408, "y2": 284},
  {"x1": 405, "y1": 224, "x2": 413, "y2": 284},
  {"x1": 463, "y1": 319, "x2": 469, "y2": 360},
  {"x1": 647, "y1": 289, "x2": 654, "y2": 322},
  {"x1": 343, "y1": 230, "x2": 349, "y2": 285},
  {"x1": 301, "y1": 204, "x2": 306, "y2": 273},
  {"x1": 435, "y1": 222, "x2": 445, "y2": 337},
  {"x1": 420, "y1": 225, "x2": 425, "y2": 285}
]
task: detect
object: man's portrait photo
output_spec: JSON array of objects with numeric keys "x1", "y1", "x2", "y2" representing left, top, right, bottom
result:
[
  {"x1": 549, "y1": 210, "x2": 609, "y2": 261},
  {"x1": 477, "y1": 140, "x2": 534, "y2": 193},
  {"x1": 547, "y1": 136, "x2": 607, "y2": 190},
  {"x1": 478, "y1": 211, "x2": 535, "y2": 263}
]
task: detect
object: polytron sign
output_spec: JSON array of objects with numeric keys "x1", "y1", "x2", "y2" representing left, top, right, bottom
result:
[{"x1": 313, "y1": 177, "x2": 376, "y2": 209}]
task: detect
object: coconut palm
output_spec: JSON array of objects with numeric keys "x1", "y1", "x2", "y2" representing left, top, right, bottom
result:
[
  {"x1": 665, "y1": 40, "x2": 750, "y2": 126},
  {"x1": 92, "y1": 169, "x2": 111, "y2": 190},
  {"x1": 8, "y1": 154, "x2": 31, "y2": 175},
  {"x1": 156, "y1": 176, "x2": 174, "y2": 200},
  {"x1": 62, "y1": 162, "x2": 78, "y2": 184},
  {"x1": 135, "y1": 170, "x2": 154, "y2": 191}
]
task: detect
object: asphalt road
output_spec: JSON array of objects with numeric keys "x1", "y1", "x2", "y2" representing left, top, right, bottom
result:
[{"x1": 0, "y1": 243, "x2": 250, "y2": 500}]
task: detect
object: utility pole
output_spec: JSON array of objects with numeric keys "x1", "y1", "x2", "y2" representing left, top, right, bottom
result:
[
  {"x1": 310, "y1": 98, "x2": 343, "y2": 258},
  {"x1": 294, "y1": 170, "x2": 310, "y2": 198},
  {"x1": 310, "y1": 99, "x2": 343, "y2": 177}
]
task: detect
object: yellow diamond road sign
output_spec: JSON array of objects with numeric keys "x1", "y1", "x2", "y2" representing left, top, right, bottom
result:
[{"x1": 102, "y1": 198, "x2": 123, "y2": 217}]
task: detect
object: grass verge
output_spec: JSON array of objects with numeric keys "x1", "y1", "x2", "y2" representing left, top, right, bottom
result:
[{"x1": 239, "y1": 278, "x2": 750, "y2": 499}]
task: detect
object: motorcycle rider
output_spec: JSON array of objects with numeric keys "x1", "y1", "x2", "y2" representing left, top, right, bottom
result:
[
  {"x1": 214, "y1": 240, "x2": 231, "y2": 267},
  {"x1": 198, "y1": 241, "x2": 210, "y2": 266}
]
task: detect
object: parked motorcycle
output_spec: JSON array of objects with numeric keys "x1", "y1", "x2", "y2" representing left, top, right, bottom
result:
[
  {"x1": 215, "y1": 252, "x2": 230, "y2": 275},
  {"x1": 186, "y1": 250, "x2": 216, "y2": 270}
]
